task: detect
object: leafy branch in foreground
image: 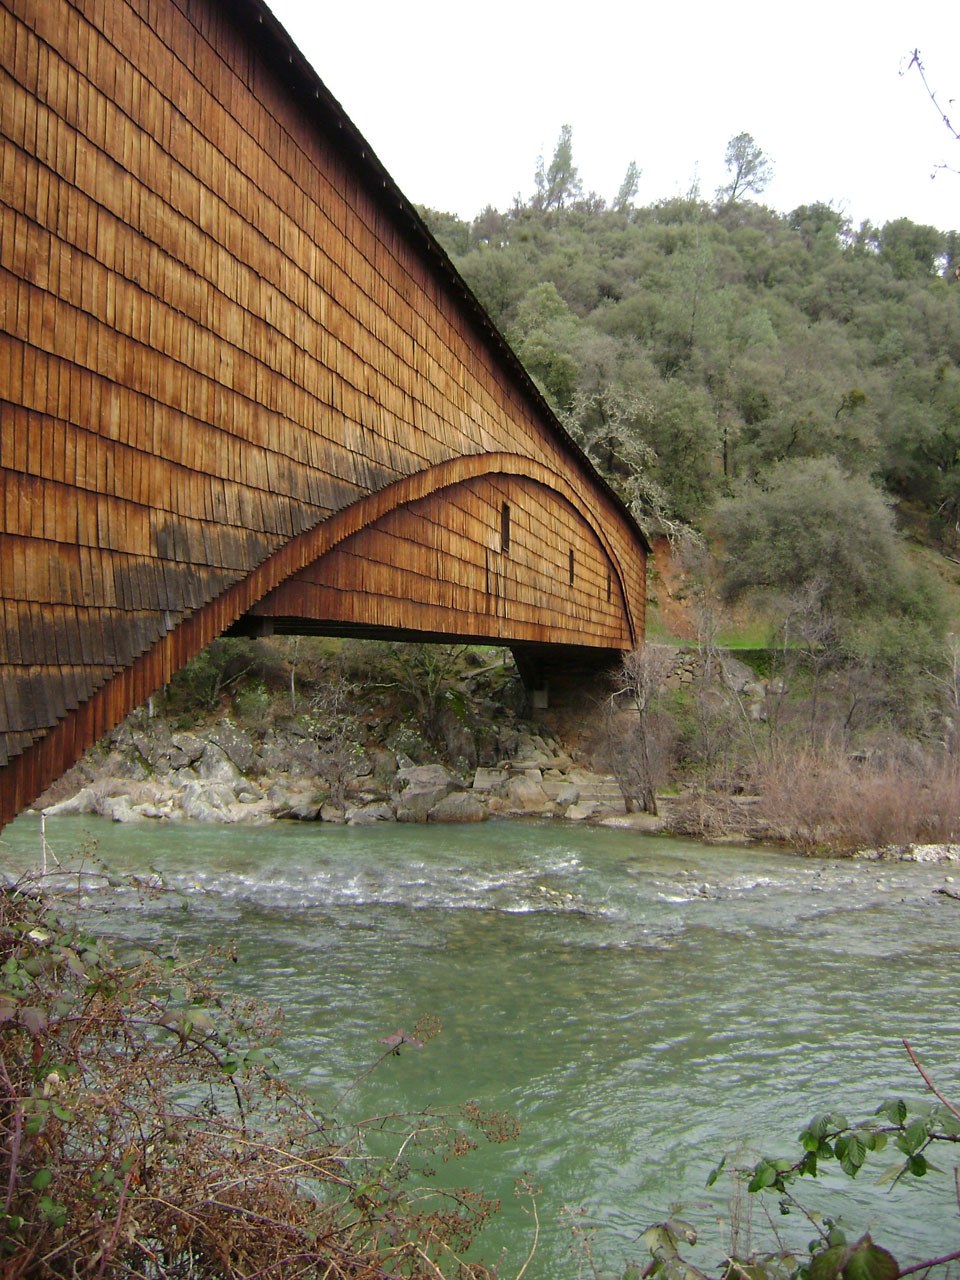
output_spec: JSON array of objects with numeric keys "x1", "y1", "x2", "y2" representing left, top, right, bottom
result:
[
  {"x1": 0, "y1": 881, "x2": 517, "y2": 1279},
  {"x1": 640, "y1": 1041, "x2": 960, "y2": 1280}
]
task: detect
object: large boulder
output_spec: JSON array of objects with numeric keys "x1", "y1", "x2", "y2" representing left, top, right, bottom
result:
[
  {"x1": 428, "y1": 792, "x2": 487, "y2": 823},
  {"x1": 100, "y1": 795, "x2": 143, "y2": 824},
  {"x1": 208, "y1": 722, "x2": 260, "y2": 774},
  {"x1": 267, "y1": 783, "x2": 324, "y2": 821},
  {"x1": 179, "y1": 780, "x2": 238, "y2": 822},
  {"x1": 194, "y1": 744, "x2": 242, "y2": 786},
  {"x1": 394, "y1": 764, "x2": 462, "y2": 823},
  {"x1": 565, "y1": 800, "x2": 600, "y2": 821},
  {"x1": 40, "y1": 787, "x2": 99, "y2": 816},
  {"x1": 346, "y1": 802, "x2": 395, "y2": 826},
  {"x1": 501, "y1": 774, "x2": 550, "y2": 813},
  {"x1": 169, "y1": 731, "x2": 205, "y2": 765}
]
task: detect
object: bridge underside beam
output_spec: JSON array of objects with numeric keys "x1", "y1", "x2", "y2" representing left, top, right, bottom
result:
[{"x1": 228, "y1": 616, "x2": 624, "y2": 721}]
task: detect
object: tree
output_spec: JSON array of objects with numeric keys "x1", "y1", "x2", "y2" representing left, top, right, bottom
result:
[
  {"x1": 712, "y1": 458, "x2": 912, "y2": 618},
  {"x1": 716, "y1": 131, "x2": 773, "y2": 204},
  {"x1": 604, "y1": 645, "x2": 676, "y2": 813},
  {"x1": 613, "y1": 160, "x2": 640, "y2": 212},
  {"x1": 534, "y1": 124, "x2": 583, "y2": 212},
  {"x1": 879, "y1": 216, "x2": 946, "y2": 278},
  {"x1": 509, "y1": 282, "x2": 582, "y2": 409}
]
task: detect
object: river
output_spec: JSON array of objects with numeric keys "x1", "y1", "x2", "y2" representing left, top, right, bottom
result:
[{"x1": 2, "y1": 813, "x2": 959, "y2": 1274}]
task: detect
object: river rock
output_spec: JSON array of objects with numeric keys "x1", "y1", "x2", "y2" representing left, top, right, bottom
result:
[
  {"x1": 514, "y1": 734, "x2": 550, "y2": 765},
  {"x1": 180, "y1": 780, "x2": 237, "y2": 822},
  {"x1": 97, "y1": 750, "x2": 149, "y2": 782},
  {"x1": 720, "y1": 655, "x2": 756, "y2": 692},
  {"x1": 346, "y1": 802, "x2": 395, "y2": 825},
  {"x1": 428, "y1": 792, "x2": 487, "y2": 822},
  {"x1": 281, "y1": 800, "x2": 322, "y2": 820},
  {"x1": 394, "y1": 764, "x2": 462, "y2": 822},
  {"x1": 129, "y1": 723, "x2": 176, "y2": 770},
  {"x1": 501, "y1": 774, "x2": 550, "y2": 813},
  {"x1": 259, "y1": 736, "x2": 323, "y2": 777},
  {"x1": 368, "y1": 747, "x2": 399, "y2": 783},
  {"x1": 100, "y1": 795, "x2": 143, "y2": 823},
  {"x1": 41, "y1": 787, "x2": 100, "y2": 816},
  {"x1": 208, "y1": 722, "x2": 259, "y2": 774},
  {"x1": 195, "y1": 743, "x2": 242, "y2": 786},
  {"x1": 268, "y1": 783, "x2": 323, "y2": 820},
  {"x1": 170, "y1": 731, "x2": 205, "y2": 765},
  {"x1": 565, "y1": 800, "x2": 600, "y2": 821},
  {"x1": 905, "y1": 844, "x2": 960, "y2": 863}
]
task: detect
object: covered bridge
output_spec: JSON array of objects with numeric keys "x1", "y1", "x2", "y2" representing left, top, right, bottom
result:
[{"x1": 0, "y1": 0, "x2": 648, "y2": 828}]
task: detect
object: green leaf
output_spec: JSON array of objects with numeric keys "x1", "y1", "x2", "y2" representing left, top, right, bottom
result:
[
  {"x1": 844, "y1": 1239, "x2": 900, "y2": 1280},
  {"x1": 809, "y1": 1245, "x2": 847, "y2": 1280},
  {"x1": 641, "y1": 1223, "x2": 680, "y2": 1258},
  {"x1": 664, "y1": 1216, "x2": 697, "y2": 1244},
  {"x1": 898, "y1": 1117, "x2": 928, "y2": 1154},
  {"x1": 807, "y1": 1113, "x2": 832, "y2": 1141},
  {"x1": 850, "y1": 1133, "x2": 868, "y2": 1162},
  {"x1": 877, "y1": 1098, "x2": 907, "y2": 1125},
  {"x1": 907, "y1": 1152, "x2": 928, "y2": 1177},
  {"x1": 705, "y1": 1154, "x2": 726, "y2": 1188},
  {"x1": 747, "y1": 1160, "x2": 778, "y2": 1193},
  {"x1": 31, "y1": 1168, "x2": 52, "y2": 1191},
  {"x1": 838, "y1": 1133, "x2": 866, "y2": 1177},
  {"x1": 799, "y1": 1151, "x2": 818, "y2": 1177},
  {"x1": 38, "y1": 1196, "x2": 67, "y2": 1229}
]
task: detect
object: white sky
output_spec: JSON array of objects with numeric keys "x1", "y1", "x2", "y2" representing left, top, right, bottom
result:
[{"x1": 265, "y1": 0, "x2": 958, "y2": 233}]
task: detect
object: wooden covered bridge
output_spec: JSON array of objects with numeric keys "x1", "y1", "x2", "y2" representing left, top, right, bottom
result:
[{"x1": 0, "y1": 0, "x2": 648, "y2": 828}]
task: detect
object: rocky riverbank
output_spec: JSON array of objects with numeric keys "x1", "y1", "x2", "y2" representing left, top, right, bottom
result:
[{"x1": 34, "y1": 704, "x2": 662, "y2": 830}]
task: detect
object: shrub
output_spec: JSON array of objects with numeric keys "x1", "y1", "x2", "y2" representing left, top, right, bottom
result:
[
  {"x1": 0, "y1": 881, "x2": 514, "y2": 1278},
  {"x1": 750, "y1": 747, "x2": 960, "y2": 853}
]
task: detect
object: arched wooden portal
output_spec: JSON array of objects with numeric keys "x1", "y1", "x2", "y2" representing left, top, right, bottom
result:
[{"x1": 0, "y1": 0, "x2": 648, "y2": 829}]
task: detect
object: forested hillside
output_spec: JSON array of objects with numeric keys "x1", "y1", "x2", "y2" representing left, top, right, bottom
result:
[
  {"x1": 419, "y1": 133, "x2": 960, "y2": 818},
  {"x1": 421, "y1": 133, "x2": 960, "y2": 543}
]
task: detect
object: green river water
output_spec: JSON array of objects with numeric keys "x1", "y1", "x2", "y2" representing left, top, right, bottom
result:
[{"x1": 2, "y1": 813, "x2": 959, "y2": 1274}]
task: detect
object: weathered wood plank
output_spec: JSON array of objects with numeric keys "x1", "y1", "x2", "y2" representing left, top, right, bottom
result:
[{"x1": 0, "y1": 0, "x2": 645, "y2": 827}]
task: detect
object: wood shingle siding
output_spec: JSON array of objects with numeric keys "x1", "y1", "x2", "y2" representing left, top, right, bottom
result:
[{"x1": 0, "y1": 0, "x2": 647, "y2": 827}]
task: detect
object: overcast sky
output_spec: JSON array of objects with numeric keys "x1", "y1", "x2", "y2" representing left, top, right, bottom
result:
[{"x1": 265, "y1": 0, "x2": 957, "y2": 233}]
